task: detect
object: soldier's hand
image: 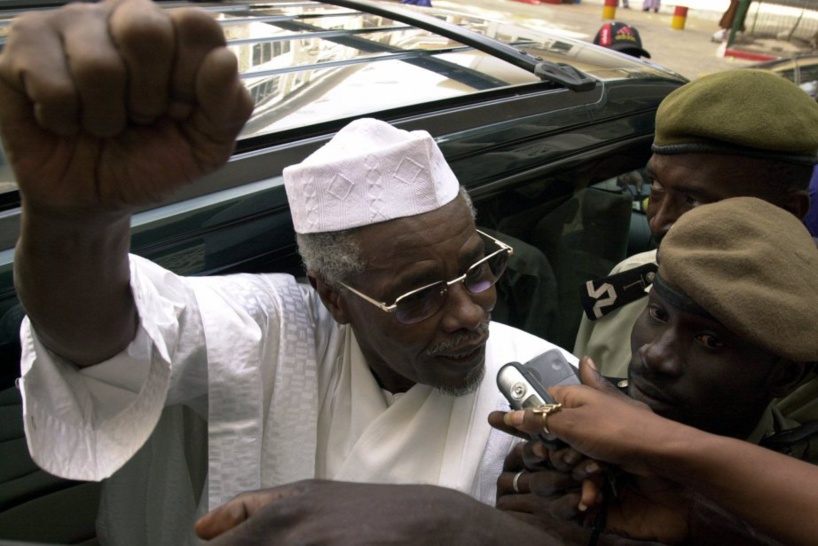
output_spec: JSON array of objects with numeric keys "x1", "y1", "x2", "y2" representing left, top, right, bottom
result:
[{"x1": 0, "y1": 0, "x2": 254, "y2": 215}]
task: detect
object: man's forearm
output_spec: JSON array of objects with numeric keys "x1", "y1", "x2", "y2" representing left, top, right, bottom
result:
[
  {"x1": 650, "y1": 426, "x2": 818, "y2": 546},
  {"x1": 15, "y1": 205, "x2": 138, "y2": 366}
]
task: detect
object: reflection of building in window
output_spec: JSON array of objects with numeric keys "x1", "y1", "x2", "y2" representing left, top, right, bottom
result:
[
  {"x1": 253, "y1": 42, "x2": 270, "y2": 65},
  {"x1": 248, "y1": 77, "x2": 280, "y2": 106},
  {"x1": 0, "y1": 142, "x2": 16, "y2": 195},
  {"x1": 227, "y1": 8, "x2": 553, "y2": 138},
  {"x1": 252, "y1": 40, "x2": 292, "y2": 65},
  {"x1": 243, "y1": 37, "x2": 299, "y2": 109}
]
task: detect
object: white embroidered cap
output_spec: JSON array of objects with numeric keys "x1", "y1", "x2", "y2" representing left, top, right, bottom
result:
[{"x1": 283, "y1": 118, "x2": 461, "y2": 234}]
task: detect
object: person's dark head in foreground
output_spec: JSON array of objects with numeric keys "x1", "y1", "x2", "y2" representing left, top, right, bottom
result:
[
  {"x1": 628, "y1": 197, "x2": 818, "y2": 439},
  {"x1": 283, "y1": 118, "x2": 511, "y2": 396},
  {"x1": 593, "y1": 22, "x2": 651, "y2": 59},
  {"x1": 646, "y1": 69, "x2": 818, "y2": 247}
]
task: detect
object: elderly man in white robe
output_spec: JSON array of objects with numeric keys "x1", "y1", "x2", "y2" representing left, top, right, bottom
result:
[{"x1": 4, "y1": 0, "x2": 568, "y2": 543}]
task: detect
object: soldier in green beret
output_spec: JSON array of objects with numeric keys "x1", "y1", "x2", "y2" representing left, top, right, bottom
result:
[
  {"x1": 493, "y1": 196, "x2": 818, "y2": 544},
  {"x1": 627, "y1": 197, "x2": 818, "y2": 445},
  {"x1": 574, "y1": 69, "x2": 818, "y2": 416}
]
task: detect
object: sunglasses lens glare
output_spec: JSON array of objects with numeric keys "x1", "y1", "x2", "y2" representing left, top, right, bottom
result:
[
  {"x1": 465, "y1": 251, "x2": 509, "y2": 294},
  {"x1": 392, "y1": 241, "x2": 510, "y2": 324},
  {"x1": 395, "y1": 282, "x2": 447, "y2": 324}
]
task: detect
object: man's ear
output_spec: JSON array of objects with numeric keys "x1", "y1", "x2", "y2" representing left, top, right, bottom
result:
[
  {"x1": 766, "y1": 359, "x2": 811, "y2": 398},
  {"x1": 308, "y1": 272, "x2": 351, "y2": 324}
]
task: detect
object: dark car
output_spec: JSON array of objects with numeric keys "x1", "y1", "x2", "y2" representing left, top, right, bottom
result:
[
  {"x1": 750, "y1": 53, "x2": 818, "y2": 100},
  {"x1": 0, "y1": 0, "x2": 685, "y2": 543}
]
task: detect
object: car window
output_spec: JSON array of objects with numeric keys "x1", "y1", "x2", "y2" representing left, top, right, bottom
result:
[
  {"x1": 228, "y1": 4, "x2": 542, "y2": 139},
  {"x1": 0, "y1": 145, "x2": 11, "y2": 201},
  {"x1": 799, "y1": 62, "x2": 818, "y2": 84},
  {"x1": 776, "y1": 67, "x2": 797, "y2": 81},
  {"x1": 0, "y1": 1, "x2": 548, "y2": 200},
  {"x1": 478, "y1": 163, "x2": 652, "y2": 349},
  {"x1": 0, "y1": 0, "x2": 674, "y2": 205}
]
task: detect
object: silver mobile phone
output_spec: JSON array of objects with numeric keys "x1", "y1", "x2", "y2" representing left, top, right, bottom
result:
[{"x1": 497, "y1": 348, "x2": 580, "y2": 448}]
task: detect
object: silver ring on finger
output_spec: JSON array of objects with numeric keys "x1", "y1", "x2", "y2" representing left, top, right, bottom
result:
[{"x1": 512, "y1": 469, "x2": 526, "y2": 493}]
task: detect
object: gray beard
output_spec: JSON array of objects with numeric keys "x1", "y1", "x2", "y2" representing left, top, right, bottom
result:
[
  {"x1": 437, "y1": 361, "x2": 486, "y2": 397},
  {"x1": 427, "y1": 320, "x2": 490, "y2": 397}
]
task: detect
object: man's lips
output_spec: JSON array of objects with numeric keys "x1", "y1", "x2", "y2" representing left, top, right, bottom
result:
[
  {"x1": 629, "y1": 376, "x2": 677, "y2": 408},
  {"x1": 435, "y1": 336, "x2": 488, "y2": 361}
]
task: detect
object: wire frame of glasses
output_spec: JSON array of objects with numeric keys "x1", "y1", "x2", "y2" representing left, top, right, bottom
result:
[{"x1": 340, "y1": 230, "x2": 514, "y2": 325}]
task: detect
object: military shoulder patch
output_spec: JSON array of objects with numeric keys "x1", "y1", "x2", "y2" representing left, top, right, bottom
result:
[{"x1": 580, "y1": 263, "x2": 658, "y2": 320}]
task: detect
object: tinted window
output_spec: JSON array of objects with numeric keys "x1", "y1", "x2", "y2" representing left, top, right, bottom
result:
[{"x1": 225, "y1": 3, "x2": 541, "y2": 139}]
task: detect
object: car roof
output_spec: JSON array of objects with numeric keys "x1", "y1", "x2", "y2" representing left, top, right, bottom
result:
[
  {"x1": 223, "y1": 0, "x2": 682, "y2": 140},
  {"x1": 0, "y1": 0, "x2": 682, "y2": 144},
  {"x1": 0, "y1": 0, "x2": 685, "y2": 221}
]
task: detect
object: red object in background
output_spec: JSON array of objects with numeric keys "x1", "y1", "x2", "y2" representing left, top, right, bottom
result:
[{"x1": 671, "y1": 5, "x2": 688, "y2": 30}]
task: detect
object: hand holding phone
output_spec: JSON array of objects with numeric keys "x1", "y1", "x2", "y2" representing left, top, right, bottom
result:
[{"x1": 496, "y1": 348, "x2": 580, "y2": 449}]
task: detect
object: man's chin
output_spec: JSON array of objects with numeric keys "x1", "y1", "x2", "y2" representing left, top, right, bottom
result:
[{"x1": 437, "y1": 363, "x2": 486, "y2": 397}]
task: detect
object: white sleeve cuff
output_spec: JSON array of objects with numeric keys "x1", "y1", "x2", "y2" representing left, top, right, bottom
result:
[{"x1": 18, "y1": 255, "x2": 188, "y2": 481}]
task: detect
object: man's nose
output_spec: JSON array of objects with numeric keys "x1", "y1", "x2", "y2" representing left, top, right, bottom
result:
[
  {"x1": 648, "y1": 198, "x2": 682, "y2": 239},
  {"x1": 439, "y1": 282, "x2": 490, "y2": 332},
  {"x1": 640, "y1": 329, "x2": 683, "y2": 377}
]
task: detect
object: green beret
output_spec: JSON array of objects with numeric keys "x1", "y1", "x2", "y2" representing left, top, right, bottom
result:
[
  {"x1": 658, "y1": 197, "x2": 818, "y2": 362},
  {"x1": 653, "y1": 69, "x2": 818, "y2": 165}
]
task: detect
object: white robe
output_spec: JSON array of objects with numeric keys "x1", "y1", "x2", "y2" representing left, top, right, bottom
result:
[{"x1": 19, "y1": 255, "x2": 571, "y2": 543}]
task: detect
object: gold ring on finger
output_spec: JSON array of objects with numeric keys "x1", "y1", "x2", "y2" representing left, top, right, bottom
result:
[{"x1": 532, "y1": 403, "x2": 563, "y2": 434}]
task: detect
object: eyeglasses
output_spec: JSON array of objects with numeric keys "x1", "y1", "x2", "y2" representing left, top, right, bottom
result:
[{"x1": 340, "y1": 230, "x2": 513, "y2": 325}]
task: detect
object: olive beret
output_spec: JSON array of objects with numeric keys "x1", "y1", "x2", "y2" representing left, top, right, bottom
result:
[
  {"x1": 652, "y1": 69, "x2": 818, "y2": 165},
  {"x1": 658, "y1": 197, "x2": 818, "y2": 362}
]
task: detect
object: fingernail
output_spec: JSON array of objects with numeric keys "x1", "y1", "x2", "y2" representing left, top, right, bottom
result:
[
  {"x1": 578, "y1": 501, "x2": 588, "y2": 512},
  {"x1": 586, "y1": 462, "x2": 601, "y2": 474},
  {"x1": 504, "y1": 410, "x2": 524, "y2": 427},
  {"x1": 532, "y1": 441, "x2": 547, "y2": 458},
  {"x1": 563, "y1": 451, "x2": 581, "y2": 466}
]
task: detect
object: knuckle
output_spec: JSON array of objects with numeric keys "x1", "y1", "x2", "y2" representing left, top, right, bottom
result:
[
  {"x1": 71, "y1": 52, "x2": 126, "y2": 90},
  {"x1": 32, "y1": 83, "x2": 78, "y2": 115},
  {"x1": 2, "y1": 17, "x2": 48, "y2": 67},
  {"x1": 6, "y1": 11, "x2": 44, "y2": 41},
  {"x1": 116, "y1": 12, "x2": 174, "y2": 58},
  {"x1": 172, "y1": 8, "x2": 226, "y2": 46}
]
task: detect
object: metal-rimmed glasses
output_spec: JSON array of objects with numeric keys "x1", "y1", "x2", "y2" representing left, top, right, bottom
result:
[{"x1": 340, "y1": 230, "x2": 513, "y2": 325}]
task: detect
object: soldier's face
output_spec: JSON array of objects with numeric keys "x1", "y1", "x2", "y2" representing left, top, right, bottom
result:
[
  {"x1": 644, "y1": 153, "x2": 783, "y2": 246},
  {"x1": 628, "y1": 288, "x2": 788, "y2": 439}
]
